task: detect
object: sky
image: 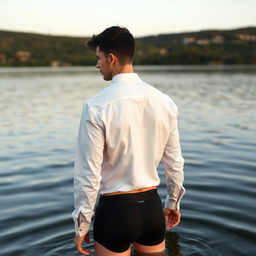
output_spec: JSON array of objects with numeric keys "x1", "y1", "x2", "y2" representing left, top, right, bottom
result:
[{"x1": 0, "y1": 0, "x2": 256, "y2": 37}]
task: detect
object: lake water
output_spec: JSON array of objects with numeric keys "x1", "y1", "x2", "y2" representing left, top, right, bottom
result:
[{"x1": 0, "y1": 65, "x2": 255, "y2": 256}]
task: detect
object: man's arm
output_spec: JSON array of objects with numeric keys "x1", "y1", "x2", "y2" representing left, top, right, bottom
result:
[
  {"x1": 161, "y1": 111, "x2": 185, "y2": 228},
  {"x1": 72, "y1": 102, "x2": 104, "y2": 253}
]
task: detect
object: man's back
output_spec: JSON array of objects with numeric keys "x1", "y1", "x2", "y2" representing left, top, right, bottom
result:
[{"x1": 84, "y1": 73, "x2": 181, "y2": 194}]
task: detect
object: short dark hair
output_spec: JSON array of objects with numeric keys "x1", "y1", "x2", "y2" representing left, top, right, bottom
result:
[{"x1": 87, "y1": 26, "x2": 135, "y2": 64}]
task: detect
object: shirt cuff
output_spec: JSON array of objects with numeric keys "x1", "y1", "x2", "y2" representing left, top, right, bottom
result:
[
  {"x1": 164, "y1": 186, "x2": 186, "y2": 210},
  {"x1": 76, "y1": 220, "x2": 90, "y2": 236},
  {"x1": 72, "y1": 207, "x2": 92, "y2": 236}
]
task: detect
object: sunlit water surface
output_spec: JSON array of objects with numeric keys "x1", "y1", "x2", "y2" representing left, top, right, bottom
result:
[{"x1": 0, "y1": 66, "x2": 255, "y2": 256}]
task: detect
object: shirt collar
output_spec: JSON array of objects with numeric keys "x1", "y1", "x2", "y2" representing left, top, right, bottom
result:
[{"x1": 112, "y1": 73, "x2": 141, "y2": 83}]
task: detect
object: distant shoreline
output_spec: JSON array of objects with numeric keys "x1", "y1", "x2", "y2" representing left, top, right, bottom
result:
[
  {"x1": 1, "y1": 27, "x2": 255, "y2": 67},
  {"x1": 1, "y1": 64, "x2": 256, "y2": 74}
]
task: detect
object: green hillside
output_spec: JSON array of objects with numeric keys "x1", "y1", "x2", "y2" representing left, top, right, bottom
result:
[{"x1": 0, "y1": 27, "x2": 255, "y2": 67}]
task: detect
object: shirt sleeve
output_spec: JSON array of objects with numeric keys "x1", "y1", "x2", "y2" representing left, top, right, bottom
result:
[
  {"x1": 161, "y1": 109, "x2": 185, "y2": 211},
  {"x1": 72, "y1": 102, "x2": 105, "y2": 236}
]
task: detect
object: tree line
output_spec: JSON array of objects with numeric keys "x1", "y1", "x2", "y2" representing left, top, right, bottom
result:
[{"x1": 0, "y1": 27, "x2": 255, "y2": 67}]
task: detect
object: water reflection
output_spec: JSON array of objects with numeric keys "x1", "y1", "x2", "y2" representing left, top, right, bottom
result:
[{"x1": 165, "y1": 232, "x2": 182, "y2": 256}]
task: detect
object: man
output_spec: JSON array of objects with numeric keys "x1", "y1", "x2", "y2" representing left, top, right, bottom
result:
[{"x1": 72, "y1": 26, "x2": 185, "y2": 256}]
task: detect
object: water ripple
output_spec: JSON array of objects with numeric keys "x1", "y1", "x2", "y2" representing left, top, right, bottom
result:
[{"x1": 1, "y1": 66, "x2": 256, "y2": 256}]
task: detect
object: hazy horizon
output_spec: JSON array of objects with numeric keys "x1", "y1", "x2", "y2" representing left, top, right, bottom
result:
[
  {"x1": 1, "y1": 25, "x2": 255, "y2": 39},
  {"x1": 1, "y1": 0, "x2": 255, "y2": 37}
]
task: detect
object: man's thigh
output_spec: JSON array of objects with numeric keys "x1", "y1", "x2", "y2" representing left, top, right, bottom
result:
[
  {"x1": 95, "y1": 241, "x2": 131, "y2": 256},
  {"x1": 134, "y1": 240, "x2": 165, "y2": 256}
]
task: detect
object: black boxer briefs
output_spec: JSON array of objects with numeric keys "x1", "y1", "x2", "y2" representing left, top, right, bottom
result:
[{"x1": 93, "y1": 189, "x2": 165, "y2": 253}]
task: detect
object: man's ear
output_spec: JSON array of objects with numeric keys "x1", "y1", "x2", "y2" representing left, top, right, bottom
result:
[{"x1": 108, "y1": 53, "x2": 117, "y2": 64}]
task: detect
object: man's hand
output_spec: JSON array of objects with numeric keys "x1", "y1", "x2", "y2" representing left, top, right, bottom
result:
[
  {"x1": 164, "y1": 208, "x2": 181, "y2": 229},
  {"x1": 74, "y1": 233, "x2": 91, "y2": 255}
]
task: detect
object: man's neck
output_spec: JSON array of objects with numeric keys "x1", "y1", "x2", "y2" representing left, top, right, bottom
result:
[{"x1": 111, "y1": 64, "x2": 134, "y2": 78}]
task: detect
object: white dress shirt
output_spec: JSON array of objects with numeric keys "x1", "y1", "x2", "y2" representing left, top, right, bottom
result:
[{"x1": 72, "y1": 73, "x2": 185, "y2": 236}]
